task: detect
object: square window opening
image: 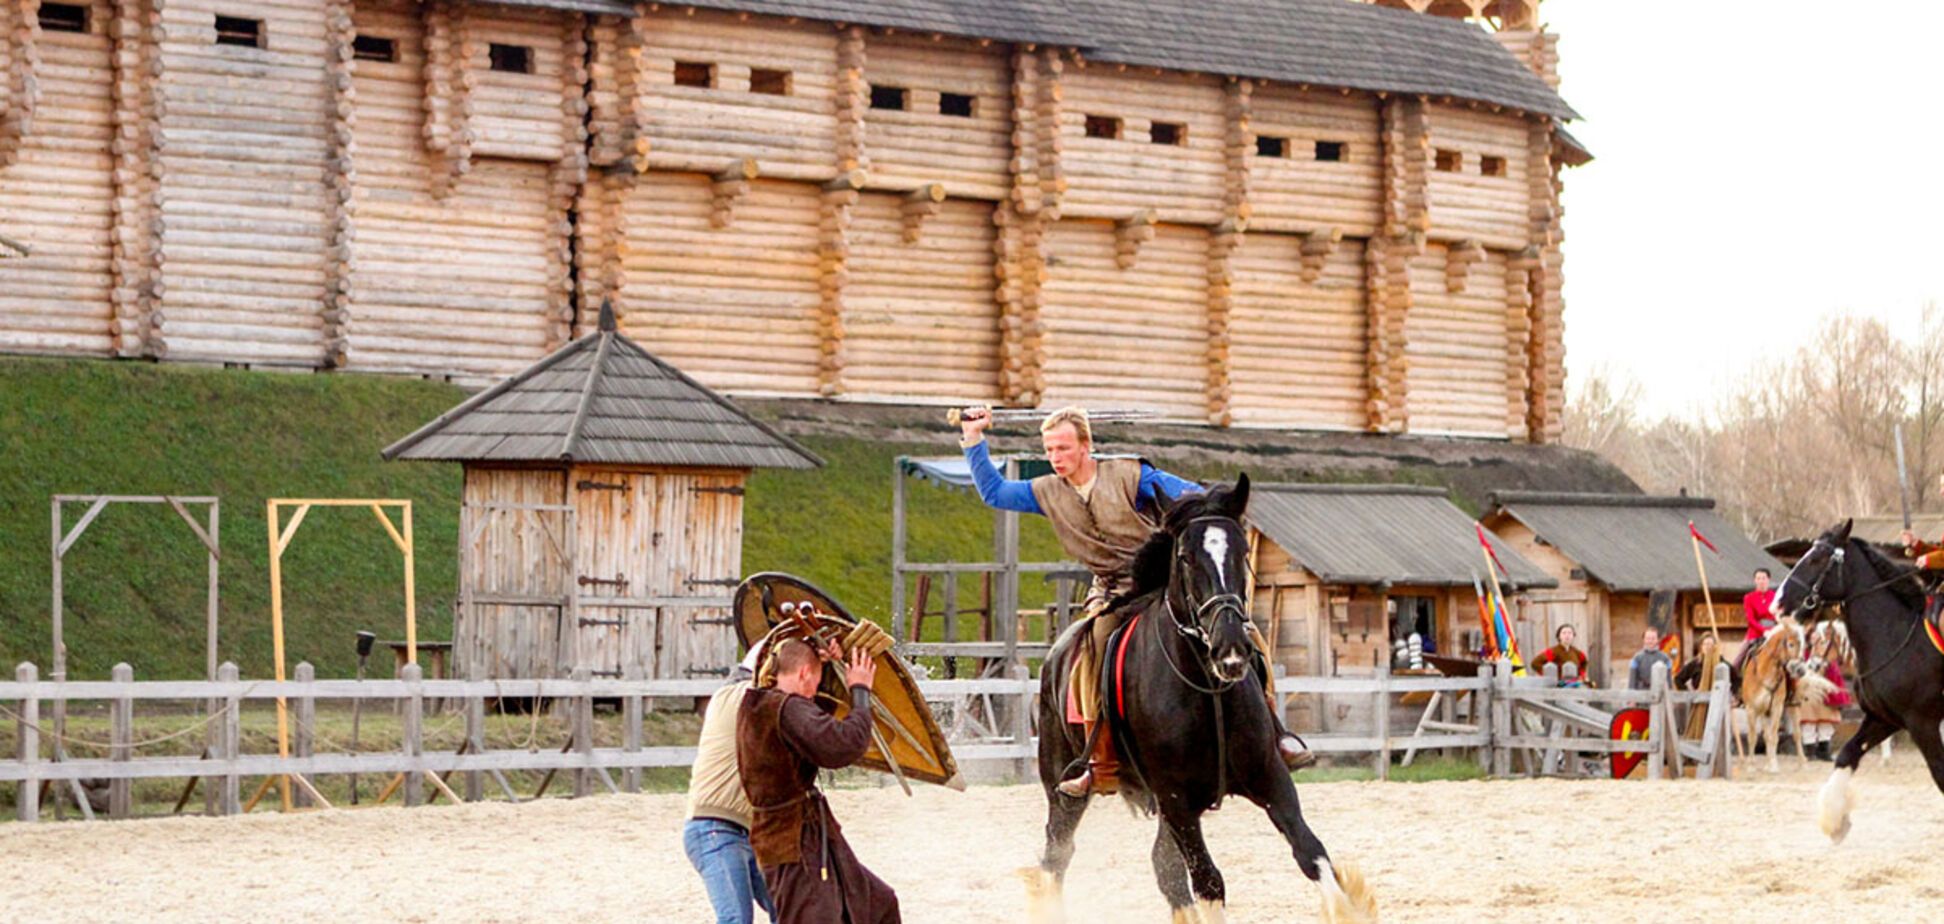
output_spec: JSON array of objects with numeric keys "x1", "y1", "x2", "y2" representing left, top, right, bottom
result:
[
  {"x1": 673, "y1": 61, "x2": 715, "y2": 89},
  {"x1": 214, "y1": 15, "x2": 263, "y2": 48},
  {"x1": 489, "y1": 43, "x2": 533, "y2": 74},
  {"x1": 749, "y1": 68, "x2": 791, "y2": 96},
  {"x1": 1150, "y1": 121, "x2": 1185, "y2": 146},
  {"x1": 1084, "y1": 114, "x2": 1121, "y2": 139},
  {"x1": 939, "y1": 92, "x2": 975, "y2": 118},
  {"x1": 870, "y1": 84, "x2": 909, "y2": 111},
  {"x1": 39, "y1": 3, "x2": 88, "y2": 32},
  {"x1": 1256, "y1": 135, "x2": 1290, "y2": 158},
  {"x1": 353, "y1": 34, "x2": 398, "y2": 63},
  {"x1": 1434, "y1": 148, "x2": 1462, "y2": 172},
  {"x1": 1481, "y1": 154, "x2": 1507, "y2": 177},
  {"x1": 1315, "y1": 140, "x2": 1346, "y2": 162}
]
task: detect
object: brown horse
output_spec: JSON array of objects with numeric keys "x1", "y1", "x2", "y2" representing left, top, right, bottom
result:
[{"x1": 1739, "y1": 620, "x2": 1809, "y2": 773}]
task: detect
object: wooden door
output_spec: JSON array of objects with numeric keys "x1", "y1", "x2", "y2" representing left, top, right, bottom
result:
[
  {"x1": 572, "y1": 468, "x2": 659, "y2": 678},
  {"x1": 644, "y1": 471, "x2": 745, "y2": 679}
]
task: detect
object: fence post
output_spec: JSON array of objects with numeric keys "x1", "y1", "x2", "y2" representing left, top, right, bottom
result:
[
  {"x1": 1011, "y1": 663, "x2": 1034, "y2": 782},
  {"x1": 1712, "y1": 662, "x2": 1734, "y2": 780},
  {"x1": 1491, "y1": 659, "x2": 1512, "y2": 779},
  {"x1": 293, "y1": 662, "x2": 316, "y2": 808},
  {"x1": 1473, "y1": 663, "x2": 1493, "y2": 772},
  {"x1": 219, "y1": 662, "x2": 241, "y2": 815},
  {"x1": 623, "y1": 674, "x2": 643, "y2": 795},
  {"x1": 110, "y1": 662, "x2": 133, "y2": 818},
  {"x1": 1373, "y1": 663, "x2": 1391, "y2": 780},
  {"x1": 16, "y1": 663, "x2": 39, "y2": 822},
  {"x1": 465, "y1": 661, "x2": 485, "y2": 802},
  {"x1": 572, "y1": 667, "x2": 592, "y2": 798},
  {"x1": 1647, "y1": 661, "x2": 1667, "y2": 781},
  {"x1": 1538, "y1": 663, "x2": 1560, "y2": 776},
  {"x1": 403, "y1": 663, "x2": 424, "y2": 807}
]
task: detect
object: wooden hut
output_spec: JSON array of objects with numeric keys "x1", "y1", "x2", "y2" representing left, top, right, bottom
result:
[
  {"x1": 1246, "y1": 483, "x2": 1554, "y2": 670},
  {"x1": 0, "y1": 0, "x2": 1585, "y2": 441},
  {"x1": 381, "y1": 306, "x2": 820, "y2": 680},
  {"x1": 1482, "y1": 492, "x2": 1785, "y2": 685}
]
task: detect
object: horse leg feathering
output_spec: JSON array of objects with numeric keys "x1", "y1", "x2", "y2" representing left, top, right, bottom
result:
[
  {"x1": 1017, "y1": 866, "x2": 1065, "y2": 924},
  {"x1": 1818, "y1": 766, "x2": 1855, "y2": 844},
  {"x1": 1316, "y1": 858, "x2": 1378, "y2": 924}
]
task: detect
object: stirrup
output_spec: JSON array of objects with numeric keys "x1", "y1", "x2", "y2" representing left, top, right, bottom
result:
[
  {"x1": 1280, "y1": 736, "x2": 1317, "y2": 772},
  {"x1": 1057, "y1": 768, "x2": 1098, "y2": 798}
]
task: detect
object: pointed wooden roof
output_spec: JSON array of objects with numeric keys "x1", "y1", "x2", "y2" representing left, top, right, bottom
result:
[{"x1": 382, "y1": 305, "x2": 821, "y2": 469}]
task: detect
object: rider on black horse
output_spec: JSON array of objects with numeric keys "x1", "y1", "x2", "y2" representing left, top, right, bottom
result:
[
  {"x1": 957, "y1": 405, "x2": 1312, "y2": 797},
  {"x1": 1897, "y1": 471, "x2": 1944, "y2": 634}
]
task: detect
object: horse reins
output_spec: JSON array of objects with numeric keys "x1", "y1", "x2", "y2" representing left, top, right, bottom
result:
[{"x1": 1787, "y1": 539, "x2": 1934, "y2": 687}]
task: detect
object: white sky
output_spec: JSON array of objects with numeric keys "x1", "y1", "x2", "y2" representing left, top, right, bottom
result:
[{"x1": 1547, "y1": 1, "x2": 1944, "y2": 420}]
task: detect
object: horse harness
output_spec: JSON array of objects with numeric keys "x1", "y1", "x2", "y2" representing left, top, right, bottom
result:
[{"x1": 1784, "y1": 538, "x2": 1943, "y2": 688}]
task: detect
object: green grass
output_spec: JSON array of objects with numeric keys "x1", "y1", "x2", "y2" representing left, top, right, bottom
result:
[
  {"x1": 0, "y1": 355, "x2": 1470, "y2": 681},
  {"x1": 1296, "y1": 755, "x2": 1488, "y2": 784}
]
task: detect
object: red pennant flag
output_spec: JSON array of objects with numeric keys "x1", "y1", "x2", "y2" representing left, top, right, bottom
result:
[
  {"x1": 1689, "y1": 520, "x2": 1719, "y2": 554},
  {"x1": 1476, "y1": 524, "x2": 1510, "y2": 576}
]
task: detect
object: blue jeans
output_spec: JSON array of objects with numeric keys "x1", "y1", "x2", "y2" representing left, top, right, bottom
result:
[{"x1": 684, "y1": 818, "x2": 774, "y2": 924}]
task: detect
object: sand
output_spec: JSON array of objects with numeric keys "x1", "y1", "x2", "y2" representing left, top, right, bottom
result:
[{"x1": 1, "y1": 752, "x2": 1939, "y2": 923}]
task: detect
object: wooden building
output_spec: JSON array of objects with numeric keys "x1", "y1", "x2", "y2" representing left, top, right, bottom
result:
[
  {"x1": 1482, "y1": 492, "x2": 1785, "y2": 685},
  {"x1": 0, "y1": 0, "x2": 1584, "y2": 440},
  {"x1": 381, "y1": 306, "x2": 820, "y2": 680},
  {"x1": 1247, "y1": 483, "x2": 1554, "y2": 677}
]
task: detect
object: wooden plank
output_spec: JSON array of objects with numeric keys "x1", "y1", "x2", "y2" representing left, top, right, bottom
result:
[{"x1": 15, "y1": 663, "x2": 39, "y2": 822}]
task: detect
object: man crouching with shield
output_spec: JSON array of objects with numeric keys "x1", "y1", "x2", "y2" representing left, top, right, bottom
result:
[
  {"x1": 738, "y1": 637, "x2": 899, "y2": 923},
  {"x1": 956, "y1": 405, "x2": 1313, "y2": 797}
]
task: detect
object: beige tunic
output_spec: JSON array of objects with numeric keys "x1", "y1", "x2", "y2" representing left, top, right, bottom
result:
[{"x1": 1029, "y1": 458, "x2": 1158, "y2": 608}]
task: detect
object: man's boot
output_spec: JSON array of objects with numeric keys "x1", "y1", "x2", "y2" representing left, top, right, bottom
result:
[
  {"x1": 1057, "y1": 720, "x2": 1119, "y2": 798},
  {"x1": 1261, "y1": 683, "x2": 1317, "y2": 771}
]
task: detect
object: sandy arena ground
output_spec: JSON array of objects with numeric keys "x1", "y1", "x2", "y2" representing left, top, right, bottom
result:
[{"x1": 2, "y1": 751, "x2": 1940, "y2": 923}]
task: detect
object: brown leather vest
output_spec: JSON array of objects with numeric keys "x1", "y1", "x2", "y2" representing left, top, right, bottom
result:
[
  {"x1": 1030, "y1": 458, "x2": 1157, "y2": 606},
  {"x1": 735, "y1": 686, "x2": 817, "y2": 867}
]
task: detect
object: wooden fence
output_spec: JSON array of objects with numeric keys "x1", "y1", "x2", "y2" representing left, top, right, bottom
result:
[{"x1": 1, "y1": 658, "x2": 1734, "y2": 823}]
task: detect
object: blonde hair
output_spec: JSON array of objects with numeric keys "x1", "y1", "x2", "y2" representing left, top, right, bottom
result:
[{"x1": 1039, "y1": 406, "x2": 1092, "y2": 447}]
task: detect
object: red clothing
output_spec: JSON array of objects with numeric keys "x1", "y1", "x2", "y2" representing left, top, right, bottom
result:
[
  {"x1": 1820, "y1": 660, "x2": 1854, "y2": 710},
  {"x1": 1743, "y1": 589, "x2": 1777, "y2": 638},
  {"x1": 1529, "y1": 644, "x2": 1588, "y2": 681}
]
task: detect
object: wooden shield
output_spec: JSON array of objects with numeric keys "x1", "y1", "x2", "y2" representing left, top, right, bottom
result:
[
  {"x1": 1609, "y1": 707, "x2": 1652, "y2": 779},
  {"x1": 734, "y1": 573, "x2": 963, "y2": 790}
]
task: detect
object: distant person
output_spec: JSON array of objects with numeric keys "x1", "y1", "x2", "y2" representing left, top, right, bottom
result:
[
  {"x1": 1627, "y1": 627, "x2": 1673, "y2": 691},
  {"x1": 738, "y1": 637, "x2": 898, "y2": 923},
  {"x1": 1674, "y1": 632, "x2": 1741, "y2": 692},
  {"x1": 1734, "y1": 568, "x2": 1778, "y2": 672},
  {"x1": 684, "y1": 648, "x2": 773, "y2": 924},
  {"x1": 1529, "y1": 624, "x2": 1589, "y2": 685}
]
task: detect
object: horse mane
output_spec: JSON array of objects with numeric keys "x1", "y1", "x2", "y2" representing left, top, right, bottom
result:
[{"x1": 1850, "y1": 537, "x2": 1926, "y2": 609}]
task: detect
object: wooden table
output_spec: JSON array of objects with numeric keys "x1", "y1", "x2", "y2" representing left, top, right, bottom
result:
[{"x1": 383, "y1": 640, "x2": 453, "y2": 679}]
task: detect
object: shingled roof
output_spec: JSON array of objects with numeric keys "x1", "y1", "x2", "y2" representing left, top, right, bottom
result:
[
  {"x1": 382, "y1": 306, "x2": 821, "y2": 469},
  {"x1": 1249, "y1": 484, "x2": 1556, "y2": 589},
  {"x1": 506, "y1": 0, "x2": 1573, "y2": 120},
  {"x1": 1485, "y1": 492, "x2": 1783, "y2": 595}
]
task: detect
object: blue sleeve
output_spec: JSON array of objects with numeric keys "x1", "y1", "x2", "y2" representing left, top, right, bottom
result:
[
  {"x1": 964, "y1": 440, "x2": 1042, "y2": 515},
  {"x1": 1138, "y1": 463, "x2": 1202, "y2": 507}
]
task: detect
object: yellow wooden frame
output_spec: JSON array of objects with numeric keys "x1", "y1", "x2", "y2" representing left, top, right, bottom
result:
[{"x1": 255, "y1": 498, "x2": 414, "y2": 812}]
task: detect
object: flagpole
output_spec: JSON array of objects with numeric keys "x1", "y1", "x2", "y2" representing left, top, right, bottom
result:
[
  {"x1": 1689, "y1": 521, "x2": 1720, "y2": 645},
  {"x1": 1476, "y1": 526, "x2": 1521, "y2": 669}
]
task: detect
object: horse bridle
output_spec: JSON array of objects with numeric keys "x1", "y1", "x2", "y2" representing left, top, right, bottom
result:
[
  {"x1": 1782, "y1": 536, "x2": 1930, "y2": 685},
  {"x1": 1157, "y1": 516, "x2": 1252, "y2": 694}
]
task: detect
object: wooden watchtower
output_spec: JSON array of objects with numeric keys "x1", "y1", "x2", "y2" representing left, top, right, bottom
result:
[{"x1": 383, "y1": 305, "x2": 820, "y2": 680}]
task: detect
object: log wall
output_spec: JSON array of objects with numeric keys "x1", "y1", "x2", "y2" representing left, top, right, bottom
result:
[
  {"x1": 859, "y1": 33, "x2": 1010, "y2": 201},
  {"x1": 1058, "y1": 66, "x2": 1225, "y2": 225},
  {"x1": 0, "y1": 0, "x2": 116, "y2": 356},
  {"x1": 1040, "y1": 218, "x2": 1209, "y2": 419},
  {"x1": 632, "y1": 7, "x2": 837, "y2": 182},
  {"x1": 1229, "y1": 233, "x2": 1369, "y2": 430},
  {"x1": 339, "y1": 0, "x2": 555, "y2": 378},
  {"x1": 0, "y1": 2, "x2": 1579, "y2": 443},
  {"x1": 845, "y1": 192, "x2": 1001, "y2": 403},
  {"x1": 150, "y1": 0, "x2": 332, "y2": 365},
  {"x1": 617, "y1": 171, "x2": 822, "y2": 396},
  {"x1": 1404, "y1": 242, "x2": 1513, "y2": 437},
  {"x1": 1247, "y1": 84, "x2": 1382, "y2": 236},
  {"x1": 1423, "y1": 103, "x2": 1528, "y2": 249}
]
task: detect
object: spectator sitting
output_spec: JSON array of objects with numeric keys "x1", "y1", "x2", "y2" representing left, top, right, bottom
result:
[{"x1": 1627, "y1": 627, "x2": 1674, "y2": 691}]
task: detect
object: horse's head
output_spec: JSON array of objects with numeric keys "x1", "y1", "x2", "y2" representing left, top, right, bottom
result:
[
  {"x1": 1773, "y1": 519, "x2": 1854, "y2": 622},
  {"x1": 1154, "y1": 473, "x2": 1255, "y2": 684}
]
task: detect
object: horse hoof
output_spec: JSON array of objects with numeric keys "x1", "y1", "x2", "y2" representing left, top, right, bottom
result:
[
  {"x1": 1170, "y1": 907, "x2": 1199, "y2": 924},
  {"x1": 1194, "y1": 899, "x2": 1226, "y2": 924},
  {"x1": 1817, "y1": 767, "x2": 1854, "y2": 845}
]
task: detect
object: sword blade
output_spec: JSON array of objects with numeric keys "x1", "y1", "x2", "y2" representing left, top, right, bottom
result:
[{"x1": 1896, "y1": 423, "x2": 1913, "y2": 531}]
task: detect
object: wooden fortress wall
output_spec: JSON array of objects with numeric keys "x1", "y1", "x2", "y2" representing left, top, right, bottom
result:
[{"x1": 0, "y1": 1, "x2": 1570, "y2": 440}]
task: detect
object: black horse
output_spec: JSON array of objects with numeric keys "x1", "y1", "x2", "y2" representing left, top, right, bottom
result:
[
  {"x1": 1025, "y1": 475, "x2": 1375, "y2": 923},
  {"x1": 1772, "y1": 519, "x2": 1944, "y2": 843}
]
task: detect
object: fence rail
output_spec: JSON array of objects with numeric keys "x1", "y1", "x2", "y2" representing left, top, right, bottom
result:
[{"x1": 2, "y1": 657, "x2": 1735, "y2": 823}]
